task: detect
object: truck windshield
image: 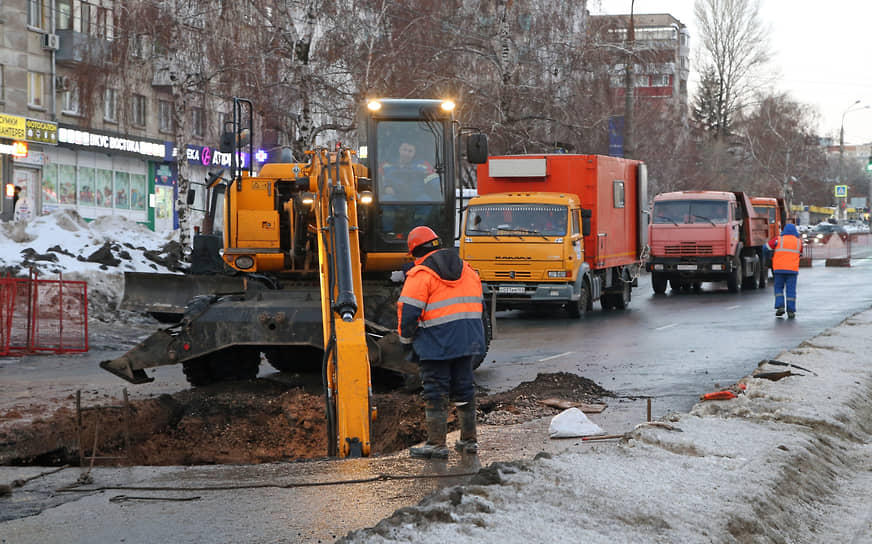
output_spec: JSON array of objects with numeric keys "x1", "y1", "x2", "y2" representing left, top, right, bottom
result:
[
  {"x1": 466, "y1": 204, "x2": 568, "y2": 236},
  {"x1": 652, "y1": 200, "x2": 729, "y2": 225}
]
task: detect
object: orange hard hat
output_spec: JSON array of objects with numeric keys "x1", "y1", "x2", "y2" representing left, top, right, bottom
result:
[{"x1": 407, "y1": 226, "x2": 439, "y2": 253}]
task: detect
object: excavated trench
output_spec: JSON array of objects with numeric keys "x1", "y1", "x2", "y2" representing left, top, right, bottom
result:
[{"x1": 0, "y1": 372, "x2": 612, "y2": 467}]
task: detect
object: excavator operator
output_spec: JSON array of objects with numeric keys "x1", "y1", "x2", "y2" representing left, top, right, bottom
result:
[{"x1": 397, "y1": 226, "x2": 486, "y2": 458}]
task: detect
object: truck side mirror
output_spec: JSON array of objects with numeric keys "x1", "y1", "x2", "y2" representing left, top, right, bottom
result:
[
  {"x1": 466, "y1": 133, "x2": 488, "y2": 165},
  {"x1": 186, "y1": 189, "x2": 196, "y2": 206},
  {"x1": 581, "y1": 208, "x2": 592, "y2": 236}
]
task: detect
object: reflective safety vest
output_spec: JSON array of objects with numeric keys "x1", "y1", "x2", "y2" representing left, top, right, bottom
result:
[
  {"x1": 397, "y1": 253, "x2": 485, "y2": 361},
  {"x1": 772, "y1": 235, "x2": 801, "y2": 272}
]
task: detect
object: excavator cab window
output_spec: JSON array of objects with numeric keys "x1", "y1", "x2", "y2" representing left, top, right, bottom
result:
[{"x1": 374, "y1": 120, "x2": 448, "y2": 242}]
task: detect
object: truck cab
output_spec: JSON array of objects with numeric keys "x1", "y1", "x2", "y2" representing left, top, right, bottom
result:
[
  {"x1": 647, "y1": 190, "x2": 769, "y2": 293},
  {"x1": 461, "y1": 192, "x2": 585, "y2": 312}
]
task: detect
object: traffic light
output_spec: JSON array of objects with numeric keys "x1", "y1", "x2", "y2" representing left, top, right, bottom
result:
[{"x1": 867, "y1": 154, "x2": 872, "y2": 172}]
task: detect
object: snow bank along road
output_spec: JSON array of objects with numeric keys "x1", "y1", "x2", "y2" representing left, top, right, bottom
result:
[{"x1": 341, "y1": 308, "x2": 872, "y2": 543}]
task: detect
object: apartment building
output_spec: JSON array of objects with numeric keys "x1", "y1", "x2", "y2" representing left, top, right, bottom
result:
[
  {"x1": 590, "y1": 13, "x2": 690, "y2": 115},
  {"x1": 0, "y1": 0, "x2": 243, "y2": 232}
]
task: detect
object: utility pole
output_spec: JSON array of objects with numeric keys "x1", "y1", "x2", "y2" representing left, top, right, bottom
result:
[{"x1": 623, "y1": 0, "x2": 635, "y2": 159}]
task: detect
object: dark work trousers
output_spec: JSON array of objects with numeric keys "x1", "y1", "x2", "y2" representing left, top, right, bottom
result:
[
  {"x1": 418, "y1": 355, "x2": 476, "y2": 408},
  {"x1": 773, "y1": 272, "x2": 798, "y2": 312}
]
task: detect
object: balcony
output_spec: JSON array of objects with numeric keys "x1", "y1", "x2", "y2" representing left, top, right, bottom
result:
[{"x1": 56, "y1": 29, "x2": 112, "y2": 66}]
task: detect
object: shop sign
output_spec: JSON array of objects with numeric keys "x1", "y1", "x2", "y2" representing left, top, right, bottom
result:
[
  {"x1": 58, "y1": 126, "x2": 165, "y2": 158},
  {"x1": 167, "y1": 144, "x2": 249, "y2": 169},
  {"x1": 25, "y1": 119, "x2": 58, "y2": 145},
  {"x1": 0, "y1": 141, "x2": 28, "y2": 157},
  {"x1": 0, "y1": 113, "x2": 26, "y2": 140}
]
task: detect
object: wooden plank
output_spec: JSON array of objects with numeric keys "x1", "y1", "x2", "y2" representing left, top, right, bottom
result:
[{"x1": 539, "y1": 398, "x2": 607, "y2": 413}]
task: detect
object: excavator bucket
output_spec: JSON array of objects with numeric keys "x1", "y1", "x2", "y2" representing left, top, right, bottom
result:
[{"x1": 119, "y1": 271, "x2": 246, "y2": 318}]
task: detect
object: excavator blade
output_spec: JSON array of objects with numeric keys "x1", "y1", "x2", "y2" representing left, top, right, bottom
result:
[{"x1": 119, "y1": 271, "x2": 245, "y2": 316}]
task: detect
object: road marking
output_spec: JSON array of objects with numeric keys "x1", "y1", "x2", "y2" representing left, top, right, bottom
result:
[
  {"x1": 727, "y1": 305, "x2": 740, "y2": 310},
  {"x1": 656, "y1": 323, "x2": 677, "y2": 330},
  {"x1": 538, "y1": 351, "x2": 573, "y2": 362}
]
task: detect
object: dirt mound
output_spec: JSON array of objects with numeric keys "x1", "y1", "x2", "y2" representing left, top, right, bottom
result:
[{"x1": 0, "y1": 373, "x2": 611, "y2": 467}]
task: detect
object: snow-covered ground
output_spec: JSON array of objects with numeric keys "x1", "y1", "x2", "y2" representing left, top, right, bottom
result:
[
  {"x1": 341, "y1": 309, "x2": 872, "y2": 543},
  {"x1": 0, "y1": 210, "x2": 180, "y2": 318}
]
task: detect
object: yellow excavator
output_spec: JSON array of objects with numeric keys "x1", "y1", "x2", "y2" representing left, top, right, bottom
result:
[{"x1": 101, "y1": 98, "x2": 489, "y2": 457}]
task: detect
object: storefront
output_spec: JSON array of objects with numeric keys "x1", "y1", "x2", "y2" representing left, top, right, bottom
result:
[
  {"x1": 46, "y1": 125, "x2": 167, "y2": 230},
  {"x1": 1, "y1": 114, "x2": 58, "y2": 222}
]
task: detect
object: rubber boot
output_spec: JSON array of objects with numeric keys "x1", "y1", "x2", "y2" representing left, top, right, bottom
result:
[
  {"x1": 775, "y1": 307, "x2": 785, "y2": 317},
  {"x1": 454, "y1": 400, "x2": 478, "y2": 454},
  {"x1": 410, "y1": 408, "x2": 449, "y2": 459}
]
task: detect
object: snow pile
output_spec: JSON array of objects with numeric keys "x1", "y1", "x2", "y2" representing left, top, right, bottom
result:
[
  {"x1": 340, "y1": 310, "x2": 872, "y2": 544},
  {"x1": 0, "y1": 210, "x2": 183, "y2": 319}
]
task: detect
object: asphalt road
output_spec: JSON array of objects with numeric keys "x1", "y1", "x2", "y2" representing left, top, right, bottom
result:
[
  {"x1": 477, "y1": 258, "x2": 872, "y2": 418},
  {"x1": 3, "y1": 258, "x2": 872, "y2": 543}
]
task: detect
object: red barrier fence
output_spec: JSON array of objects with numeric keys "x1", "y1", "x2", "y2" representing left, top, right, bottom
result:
[
  {"x1": 0, "y1": 270, "x2": 88, "y2": 356},
  {"x1": 800, "y1": 232, "x2": 872, "y2": 261}
]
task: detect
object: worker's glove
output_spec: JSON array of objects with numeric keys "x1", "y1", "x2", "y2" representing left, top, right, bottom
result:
[{"x1": 390, "y1": 270, "x2": 405, "y2": 283}]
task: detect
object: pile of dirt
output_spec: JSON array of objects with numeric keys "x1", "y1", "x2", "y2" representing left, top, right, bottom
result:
[{"x1": 0, "y1": 372, "x2": 611, "y2": 467}]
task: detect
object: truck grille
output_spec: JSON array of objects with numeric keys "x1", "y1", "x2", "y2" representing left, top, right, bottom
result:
[
  {"x1": 665, "y1": 242, "x2": 713, "y2": 256},
  {"x1": 493, "y1": 271, "x2": 532, "y2": 279}
]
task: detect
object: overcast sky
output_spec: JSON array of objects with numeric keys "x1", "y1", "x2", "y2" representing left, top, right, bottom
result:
[{"x1": 591, "y1": 0, "x2": 872, "y2": 145}]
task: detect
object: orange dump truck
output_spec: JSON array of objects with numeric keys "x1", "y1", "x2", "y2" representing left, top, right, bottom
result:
[
  {"x1": 646, "y1": 190, "x2": 770, "y2": 293},
  {"x1": 459, "y1": 154, "x2": 648, "y2": 317}
]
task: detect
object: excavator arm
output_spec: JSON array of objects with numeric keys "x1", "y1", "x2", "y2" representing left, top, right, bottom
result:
[{"x1": 310, "y1": 149, "x2": 373, "y2": 458}]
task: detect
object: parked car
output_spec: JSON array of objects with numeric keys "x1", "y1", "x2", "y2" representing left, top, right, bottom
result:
[{"x1": 802, "y1": 223, "x2": 848, "y2": 244}]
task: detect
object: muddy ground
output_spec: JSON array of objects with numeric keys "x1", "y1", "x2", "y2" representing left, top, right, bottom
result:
[{"x1": 0, "y1": 371, "x2": 611, "y2": 467}]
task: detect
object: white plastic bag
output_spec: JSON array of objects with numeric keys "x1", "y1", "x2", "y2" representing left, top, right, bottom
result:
[{"x1": 548, "y1": 407, "x2": 605, "y2": 438}]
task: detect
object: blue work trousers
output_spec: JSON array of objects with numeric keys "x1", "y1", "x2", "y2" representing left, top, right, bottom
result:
[
  {"x1": 773, "y1": 272, "x2": 797, "y2": 312},
  {"x1": 418, "y1": 355, "x2": 476, "y2": 408}
]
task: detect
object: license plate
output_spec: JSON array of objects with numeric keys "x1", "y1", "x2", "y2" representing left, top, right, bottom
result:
[
  {"x1": 498, "y1": 286, "x2": 525, "y2": 294},
  {"x1": 676, "y1": 264, "x2": 697, "y2": 271}
]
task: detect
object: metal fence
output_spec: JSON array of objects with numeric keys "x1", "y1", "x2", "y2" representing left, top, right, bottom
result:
[
  {"x1": 0, "y1": 270, "x2": 88, "y2": 356},
  {"x1": 800, "y1": 232, "x2": 872, "y2": 263}
]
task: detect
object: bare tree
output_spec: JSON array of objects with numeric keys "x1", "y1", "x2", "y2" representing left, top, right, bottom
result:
[{"x1": 694, "y1": 0, "x2": 770, "y2": 141}]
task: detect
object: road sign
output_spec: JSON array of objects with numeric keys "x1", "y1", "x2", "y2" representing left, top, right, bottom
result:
[{"x1": 835, "y1": 185, "x2": 848, "y2": 198}]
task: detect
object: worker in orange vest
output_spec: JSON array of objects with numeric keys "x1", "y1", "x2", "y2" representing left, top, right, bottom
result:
[
  {"x1": 766, "y1": 222, "x2": 803, "y2": 319},
  {"x1": 397, "y1": 226, "x2": 486, "y2": 459}
]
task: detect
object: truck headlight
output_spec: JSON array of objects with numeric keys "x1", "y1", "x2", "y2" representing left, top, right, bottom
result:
[
  {"x1": 653, "y1": 264, "x2": 663, "y2": 271},
  {"x1": 547, "y1": 270, "x2": 568, "y2": 278},
  {"x1": 712, "y1": 264, "x2": 723, "y2": 271},
  {"x1": 235, "y1": 255, "x2": 255, "y2": 269}
]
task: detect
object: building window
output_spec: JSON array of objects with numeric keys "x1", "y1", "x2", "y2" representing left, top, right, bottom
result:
[
  {"x1": 651, "y1": 75, "x2": 670, "y2": 87},
  {"x1": 62, "y1": 84, "x2": 80, "y2": 114},
  {"x1": 57, "y1": 0, "x2": 72, "y2": 29},
  {"x1": 0, "y1": 65, "x2": 5, "y2": 102},
  {"x1": 104, "y1": 88, "x2": 117, "y2": 122},
  {"x1": 131, "y1": 94, "x2": 147, "y2": 127},
  {"x1": 191, "y1": 107, "x2": 204, "y2": 137},
  {"x1": 28, "y1": 0, "x2": 45, "y2": 28},
  {"x1": 159, "y1": 100, "x2": 173, "y2": 133},
  {"x1": 28, "y1": 72, "x2": 45, "y2": 108}
]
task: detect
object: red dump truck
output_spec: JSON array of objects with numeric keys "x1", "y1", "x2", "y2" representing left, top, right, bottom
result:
[
  {"x1": 646, "y1": 190, "x2": 770, "y2": 293},
  {"x1": 459, "y1": 154, "x2": 648, "y2": 317}
]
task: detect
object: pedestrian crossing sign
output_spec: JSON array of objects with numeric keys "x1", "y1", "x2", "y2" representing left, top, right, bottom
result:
[{"x1": 835, "y1": 185, "x2": 848, "y2": 198}]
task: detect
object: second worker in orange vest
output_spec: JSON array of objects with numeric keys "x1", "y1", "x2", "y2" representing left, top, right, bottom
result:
[{"x1": 766, "y1": 223, "x2": 802, "y2": 318}]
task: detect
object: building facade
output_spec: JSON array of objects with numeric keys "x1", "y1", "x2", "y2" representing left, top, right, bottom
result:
[
  {"x1": 0, "y1": 0, "x2": 245, "y2": 233},
  {"x1": 591, "y1": 13, "x2": 690, "y2": 115}
]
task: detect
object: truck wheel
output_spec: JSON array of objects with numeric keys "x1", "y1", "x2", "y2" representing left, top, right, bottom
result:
[
  {"x1": 742, "y1": 256, "x2": 759, "y2": 290},
  {"x1": 669, "y1": 278, "x2": 684, "y2": 293},
  {"x1": 726, "y1": 262, "x2": 741, "y2": 293},
  {"x1": 567, "y1": 280, "x2": 590, "y2": 319},
  {"x1": 651, "y1": 272, "x2": 667, "y2": 294},
  {"x1": 757, "y1": 264, "x2": 768, "y2": 289},
  {"x1": 613, "y1": 274, "x2": 631, "y2": 309}
]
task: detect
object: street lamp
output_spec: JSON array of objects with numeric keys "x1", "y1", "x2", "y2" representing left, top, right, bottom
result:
[{"x1": 838, "y1": 100, "x2": 869, "y2": 219}]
